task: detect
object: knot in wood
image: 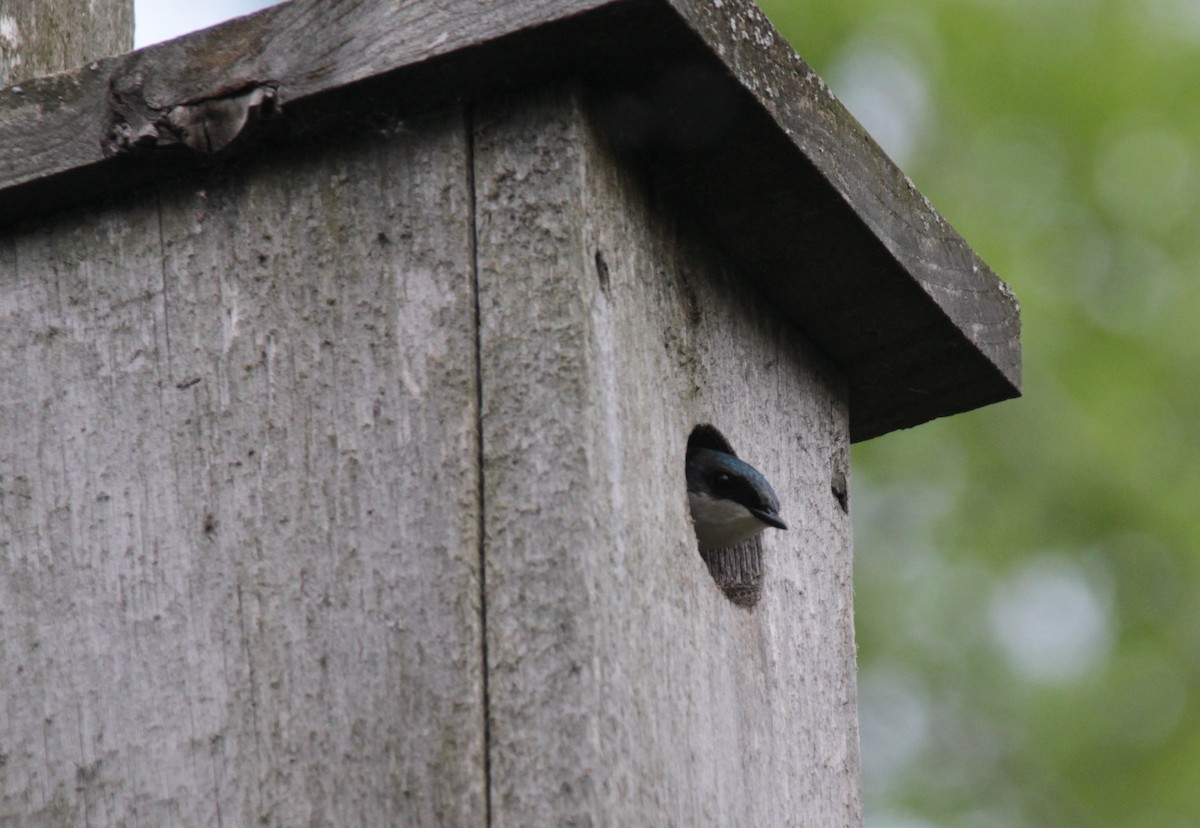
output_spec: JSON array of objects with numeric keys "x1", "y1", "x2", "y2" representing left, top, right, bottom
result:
[{"x1": 104, "y1": 79, "x2": 280, "y2": 157}]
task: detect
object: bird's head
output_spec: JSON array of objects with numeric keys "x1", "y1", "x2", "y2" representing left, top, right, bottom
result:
[{"x1": 685, "y1": 446, "x2": 787, "y2": 550}]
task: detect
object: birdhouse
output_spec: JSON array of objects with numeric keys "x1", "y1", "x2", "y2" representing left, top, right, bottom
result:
[{"x1": 0, "y1": 0, "x2": 1019, "y2": 825}]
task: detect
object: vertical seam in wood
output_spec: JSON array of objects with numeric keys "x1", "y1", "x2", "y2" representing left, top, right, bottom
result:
[{"x1": 466, "y1": 103, "x2": 493, "y2": 828}]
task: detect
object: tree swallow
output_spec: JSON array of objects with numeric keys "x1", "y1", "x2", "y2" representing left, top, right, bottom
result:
[{"x1": 686, "y1": 447, "x2": 788, "y2": 550}]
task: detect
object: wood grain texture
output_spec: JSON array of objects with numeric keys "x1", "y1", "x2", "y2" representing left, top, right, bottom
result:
[
  {"x1": 0, "y1": 0, "x2": 1019, "y2": 442},
  {"x1": 475, "y1": 85, "x2": 860, "y2": 826},
  {"x1": 0, "y1": 0, "x2": 610, "y2": 200},
  {"x1": 0, "y1": 109, "x2": 484, "y2": 825},
  {"x1": 0, "y1": 0, "x2": 132, "y2": 85}
]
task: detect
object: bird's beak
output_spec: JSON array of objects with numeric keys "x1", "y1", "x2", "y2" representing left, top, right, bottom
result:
[{"x1": 750, "y1": 508, "x2": 787, "y2": 531}]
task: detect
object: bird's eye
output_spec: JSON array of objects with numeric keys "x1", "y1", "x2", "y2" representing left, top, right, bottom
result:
[{"x1": 712, "y1": 472, "x2": 733, "y2": 493}]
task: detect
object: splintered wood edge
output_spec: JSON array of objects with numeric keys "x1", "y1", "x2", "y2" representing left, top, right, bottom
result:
[{"x1": 0, "y1": 0, "x2": 1020, "y2": 441}]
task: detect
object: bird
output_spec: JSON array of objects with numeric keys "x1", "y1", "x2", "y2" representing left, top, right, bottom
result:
[{"x1": 686, "y1": 446, "x2": 787, "y2": 550}]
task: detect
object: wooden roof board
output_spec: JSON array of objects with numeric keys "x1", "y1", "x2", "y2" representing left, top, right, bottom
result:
[{"x1": 0, "y1": 0, "x2": 1020, "y2": 441}]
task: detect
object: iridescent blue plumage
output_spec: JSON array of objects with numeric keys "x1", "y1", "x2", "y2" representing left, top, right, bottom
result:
[{"x1": 686, "y1": 447, "x2": 787, "y2": 550}]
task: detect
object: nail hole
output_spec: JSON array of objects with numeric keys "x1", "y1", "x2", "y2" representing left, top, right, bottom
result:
[
  {"x1": 594, "y1": 249, "x2": 611, "y2": 297},
  {"x1": 831, "y1": 444, "x2": 849, "y2": 514},
  {"x1": 831, "y1": 470, "x2": 848, "y2": 513}
]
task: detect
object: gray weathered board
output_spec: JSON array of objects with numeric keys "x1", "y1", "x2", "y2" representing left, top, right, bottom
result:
[
  {"x1": 0, "y1": 110, "x2": 486, "y2": 825},
  {"x1": 0, "y1": 87, "x2": 858, "y2": 825},
  {"x1": 476, "y1": 89, "x2": 858, "y2": 825},
  {"x1": 0, "y1": 0, "x2": 132, "y2": 86}
]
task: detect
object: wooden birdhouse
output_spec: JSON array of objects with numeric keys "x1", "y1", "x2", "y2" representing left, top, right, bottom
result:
[{"x1": 0, "y1": 0, "x2": 1019, "y2": 824}]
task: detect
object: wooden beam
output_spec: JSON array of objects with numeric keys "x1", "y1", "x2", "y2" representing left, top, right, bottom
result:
[
  {"x1": 0, "y1": 0, "x2": 1019, "y2": 441},
  {"x1": 0, "y1": 0, "x2": 132, "y2": 85}
]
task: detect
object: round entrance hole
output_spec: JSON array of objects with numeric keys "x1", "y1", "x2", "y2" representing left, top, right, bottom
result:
[{"x1": 686, "y1": 424, "x2": 784, "y2": 608}]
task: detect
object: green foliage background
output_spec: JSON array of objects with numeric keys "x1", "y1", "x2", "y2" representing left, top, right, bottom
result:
[{"x1": 757, "y1": 1, "x2": 1200, "y2": 825}]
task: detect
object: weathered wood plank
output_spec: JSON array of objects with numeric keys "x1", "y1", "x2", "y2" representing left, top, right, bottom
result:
[
  {"x1": 0, "y1": 108, "x2": 484, "y2": 825},
  {"x1": 0, "y1": 0, "x2": 132, "y2": 85},
  {"x1": 0, "y1": 0, "x2": 1019, "y2": 441},
  {"x1": 475, "y1": 85, "x2": 860, "y2": 826},
  {"x1": 0, "y1": 0, "x2": 611, "y2": 201}
]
